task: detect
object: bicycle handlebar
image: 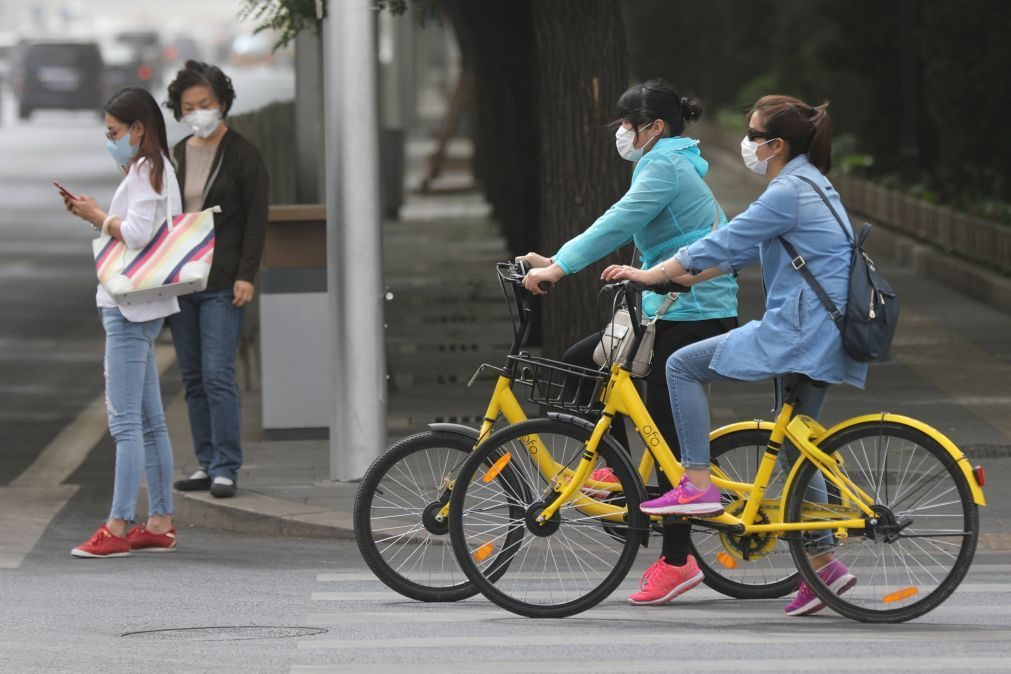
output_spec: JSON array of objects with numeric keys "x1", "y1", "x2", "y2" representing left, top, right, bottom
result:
[
  {"x1": 498, "y1": 260, "x2": 551, "y2": 292},
  {"x1": 604, "y1": 279, "x2": 692, "y2": 295}
]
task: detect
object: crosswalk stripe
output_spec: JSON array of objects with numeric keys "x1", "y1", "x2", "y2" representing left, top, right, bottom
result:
[
  {"x1": 316, "y1": 564, "x2": 1011, "y2": 585},
  {"x1": 304, "y1": 599, "x2": 1011, "y2": 623},
  {"x1": 296, "y1": 629, "x2": 1011, "y2": 651},
  {"x1": 310, "y1": 581, "x2": 1011, "y2": 603},
  {"x1": 292, "y1": 656, "x2": 1011, "y2": 673}
]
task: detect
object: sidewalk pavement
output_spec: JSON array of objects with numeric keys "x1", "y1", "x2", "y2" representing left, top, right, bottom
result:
[{"x1": 163, "y1": 143, "x2": 1011, "y2": 552}]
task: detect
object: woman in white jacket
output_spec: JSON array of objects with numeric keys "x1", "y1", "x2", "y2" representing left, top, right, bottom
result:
[{"x1": 65, "y1": 87, "x2": 182, "y2": 558}]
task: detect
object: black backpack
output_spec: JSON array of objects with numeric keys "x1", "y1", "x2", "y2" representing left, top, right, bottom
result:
[{"x1": 778, "y1": 175, "x2": 899, "y2": 363}]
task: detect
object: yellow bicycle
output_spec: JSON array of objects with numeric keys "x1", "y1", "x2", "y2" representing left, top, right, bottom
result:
[
  {"x1": 354, "y1": 264, "x2": 788, "y2": 603},
  {"x1": 448, "y1": 279, "x2": 986, "y2": 622}
]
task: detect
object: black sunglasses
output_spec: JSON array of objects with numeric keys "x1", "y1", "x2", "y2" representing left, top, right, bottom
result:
[{"x1": 746, "y1": 127, "x2": 776, "y2": 142}]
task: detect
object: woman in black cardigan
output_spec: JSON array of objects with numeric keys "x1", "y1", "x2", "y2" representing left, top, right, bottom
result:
[{"x1": 164, "y1": 61, "x2": 268, "y2": 499}]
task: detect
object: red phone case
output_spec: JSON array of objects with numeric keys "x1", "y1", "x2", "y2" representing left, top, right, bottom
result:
[{"x1": 54, "y1": 182, "x2": 77, "y2": 200}]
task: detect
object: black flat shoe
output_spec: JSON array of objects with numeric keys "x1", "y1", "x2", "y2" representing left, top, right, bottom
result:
[
  {"x1": 210, "y1": 478, "x2": 237, "y2": 498},
  {"x1": 173, "y1": 471, "x2": 212, "y2": 491}
]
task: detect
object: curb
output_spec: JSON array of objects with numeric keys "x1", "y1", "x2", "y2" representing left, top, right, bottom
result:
[{"x1": 170, "y1": 489, "x2": 356, "y2": 540}]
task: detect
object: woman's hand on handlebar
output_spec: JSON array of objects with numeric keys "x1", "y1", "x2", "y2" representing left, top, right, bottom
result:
[
  {"x1": 600, "y1": 264, "x2": 664, "y2": 286},
  {"x1": 515, "y1": 252, "x2": 552, "y2": 269},
  {"x1": 523, "y1": 264, "x2": 564, "y2": 295}
]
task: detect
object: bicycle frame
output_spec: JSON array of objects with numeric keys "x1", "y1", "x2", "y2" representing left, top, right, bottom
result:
[{"x1": 535, "y1": 365, "x2": 891, "y2": 536}]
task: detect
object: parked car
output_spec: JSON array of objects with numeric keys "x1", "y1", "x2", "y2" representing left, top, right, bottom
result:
[
  {"x1": 14, "y1": 40, "x2": 104, "y2": 120},
  {"x1": 162, "y1": 36, "x2": 203, "y2": 69},
  {"x1": 112, "y1": 31, "x2": 162, "y2": 90},
  {"x1": 102, "y1": 43, "x2": 148, "y2": 93},
  {"x1": 0, "y1": 32, "x2": 18, "y2": 83}
]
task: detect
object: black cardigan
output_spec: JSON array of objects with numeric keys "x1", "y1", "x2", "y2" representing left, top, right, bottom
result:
[{"x1": 172, "y1": 129, "x2": 269, "y2": 292}]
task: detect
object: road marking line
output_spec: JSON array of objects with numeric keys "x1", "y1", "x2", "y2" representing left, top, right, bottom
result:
[
  {"x1": 11, "y1": 345, "x2": 175, "y2": 487},
  {"x1": 292, "y1": 656, "x2": 1011, "y2": 674},
  {"x1": 296, "y1": 629, "x2": 1011, "y2": 651},
  {"x1": 309, "y1": 581, "x2": 1011, "y2": 604},
  {"x1": 303, "y1": 598, "x2": 1011, "y2": 625},
  {"x1": 315, "y1": 563, "x2": 1011, "y2": 584},
  {"x1": 0, "y1": 485, "x2": 79, "y2": 569},
  {"x1": 1, "y1": 345, "x2": 174, "y2": 570}
]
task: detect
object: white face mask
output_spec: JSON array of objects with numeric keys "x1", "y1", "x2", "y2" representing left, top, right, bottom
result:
[
  {"x1": 183, "y1": 108, "x2": 222, "y2": 139},
  {"x1": 615, "y1": 121, "x2": 658, "y2": 162},
  {"x1": 740, "y1": 135, "x2": 775, "y2": 176}
]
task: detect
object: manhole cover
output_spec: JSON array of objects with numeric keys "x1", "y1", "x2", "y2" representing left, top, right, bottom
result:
[{"x1": 122, "y1": 626, "x2": 328, "y2": 642}]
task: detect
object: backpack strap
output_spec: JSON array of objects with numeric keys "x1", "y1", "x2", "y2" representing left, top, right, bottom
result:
[
  {"x1": 793, "y1": 175, "x2": 854, "y2": 243},
  {"x1": 778, "y1": 174, "x2": 851, "y2": 333},
  {"x1": 776, "y1": 235, "x2": 844, "y2": 330}
]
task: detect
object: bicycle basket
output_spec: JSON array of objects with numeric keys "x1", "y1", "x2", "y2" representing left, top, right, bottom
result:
[{"x1": 508, "y1": 354, "x2": 609, "y2": 414}]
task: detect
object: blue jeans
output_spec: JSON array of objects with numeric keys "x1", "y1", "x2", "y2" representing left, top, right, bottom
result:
[
  {"x1": 665, "y1": 333, "x2": 830, "y2": 468},
  {"x1": 169, "y1": 288, "x2": 245, "y2": 481},
  {"x1": 101, "y1": 308, "x2": 174, "y2": 521},
  {"x1": 666, "y1": 333, "x2": 834, "y2": 551}
]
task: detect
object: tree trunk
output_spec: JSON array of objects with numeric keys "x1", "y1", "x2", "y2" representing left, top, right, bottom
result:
[
  {"x1": 534, "y1": 0, "x2": 630, "y2": 357},
  {"x1": 442, "y1": 1, "x2": 540, "y2": 257}
]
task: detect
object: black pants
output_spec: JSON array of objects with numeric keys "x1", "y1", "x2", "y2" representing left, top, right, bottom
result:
[{"x1": 563, "y1": 316, "x2": 738, "y2": 564}]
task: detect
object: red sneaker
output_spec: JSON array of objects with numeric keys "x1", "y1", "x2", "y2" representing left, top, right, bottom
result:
[
  {"x1": 71, "y1": 525, "x2": 131, "y2": 558},
  {"x1": 127, "y1": 525, "x2": 177, "y2": 552},
  {"x1": 628, "y1": 555, "x2": 704, "y2": 605}
]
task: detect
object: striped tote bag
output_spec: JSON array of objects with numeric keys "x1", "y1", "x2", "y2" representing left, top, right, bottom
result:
[{"x1": 93, "y1": 205, "x2": 219, "y2": 306}]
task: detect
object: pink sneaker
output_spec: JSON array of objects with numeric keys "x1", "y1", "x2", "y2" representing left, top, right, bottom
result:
[
  {"x1": 640, "y1": 475, "x2": 723, "y2": 516},
  {"x1": 628, "y1": 555, "x2": 704, "y2": 605},
  {"x1": 784, "y1": 559, "x2": 857, "y2": 616},
  {"x1": 582, "y1": 467, "x2": 619, "y2": 498}
]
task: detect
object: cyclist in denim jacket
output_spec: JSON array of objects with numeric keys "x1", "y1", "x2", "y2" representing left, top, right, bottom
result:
[{"x1": 604, "y1": 95, "x2": 868, "y2": 616}]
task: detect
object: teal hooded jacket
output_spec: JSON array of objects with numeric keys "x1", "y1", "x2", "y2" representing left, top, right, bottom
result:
[{"x1": 552, "y1": 136, "x2": 738, "y2": 321}]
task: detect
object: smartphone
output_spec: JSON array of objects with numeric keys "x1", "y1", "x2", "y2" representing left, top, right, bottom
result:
[{"x1": 53, "y1": 181, "x2": 78, "y2": 200}]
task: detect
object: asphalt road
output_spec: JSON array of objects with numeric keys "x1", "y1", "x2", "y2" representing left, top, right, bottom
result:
[{"x1": 3, "y1": 440, "x2": 1011, "y2": 673}]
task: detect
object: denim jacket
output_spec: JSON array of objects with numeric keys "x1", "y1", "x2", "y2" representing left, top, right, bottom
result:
[
  {"x1": 674, "y1": 154, "x2": 868, "y2": 388},
  {"x1": 552, "y1": 137, "x2": 738, "y2": 322}
]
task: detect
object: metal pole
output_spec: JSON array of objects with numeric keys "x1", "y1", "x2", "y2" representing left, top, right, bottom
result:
[
  {"x1": 294, "y1": 29, "x2": 322, "y2": 204},
  {"x1": 322, "y1": 0, "x2": 387, "y2": 481}
]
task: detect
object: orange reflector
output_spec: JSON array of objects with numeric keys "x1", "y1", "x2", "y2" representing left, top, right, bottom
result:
[
  {"x1": 473, "y1": 543, "x2": 494, "y2": 561},
  {"x1": 716, "y1": 552, "x2": 738, "y2": 569},
  {"x1": 482, "y1": 453, "x2": 512, "y2": 483},
  {"x1": 882, "y1": 586, "x2": 918, "y2": 604},
  {"x1": 973, "y1": 465, "x2": 986, "y2": 487}
]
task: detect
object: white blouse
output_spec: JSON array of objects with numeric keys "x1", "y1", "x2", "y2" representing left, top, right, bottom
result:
[{"x1": 95, "y1": 155, "x2": 183, "y2": 323}]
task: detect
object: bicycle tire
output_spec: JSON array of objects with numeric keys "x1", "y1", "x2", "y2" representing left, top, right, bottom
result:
[
  {"x1": 785, "y1": 420, "x2": 979, "y2": 623},
  {"x1": 353, "y1": 431, "x2": 479, "y2": 602},
  {"x1": 691, "y1": 428, "x2": 800, "y2": 599},
  {"x1": 449, "y1": 418, "x2": 648, "y2": 618}
]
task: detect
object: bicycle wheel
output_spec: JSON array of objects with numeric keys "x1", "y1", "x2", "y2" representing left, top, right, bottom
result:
[
  {"x1": 691, "y1": 428, "x2": 800, "y2": 599},
  {"x1": 449, "y1": 418, "x2": 648, "y2": 618},
  {"x1": 354, "y1": 431, "x2": 479, "y2": 602},
  {"x1": 785, "y1": 420, "x2": 979, "y2": 622}
]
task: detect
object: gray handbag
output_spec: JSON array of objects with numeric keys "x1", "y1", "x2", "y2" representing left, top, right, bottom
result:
[{"x1": 592, "y1": 292, "x2": 679, "y2": 377}]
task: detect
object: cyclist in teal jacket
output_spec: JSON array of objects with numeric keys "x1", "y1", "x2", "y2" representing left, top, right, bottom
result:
[{"x1": 519, "y1": 79, "x2": 738, "y2": 607}]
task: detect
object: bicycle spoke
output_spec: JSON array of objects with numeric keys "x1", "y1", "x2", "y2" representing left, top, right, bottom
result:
[{"x1": 787, "y1": 422, "x2": 977, "y2": 622}]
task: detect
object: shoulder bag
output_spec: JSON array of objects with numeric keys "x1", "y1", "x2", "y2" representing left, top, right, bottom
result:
[{"x1": 93, "y1": 176, "x2": 219, "y2": 307}]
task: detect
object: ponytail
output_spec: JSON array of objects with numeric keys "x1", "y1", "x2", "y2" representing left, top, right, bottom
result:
[
  {"x1": 750, "y1": 96, "x2": 834, "y2": 175},
  {"x1": 806, "y1": 102, "x2": 833, "y2": 174}
]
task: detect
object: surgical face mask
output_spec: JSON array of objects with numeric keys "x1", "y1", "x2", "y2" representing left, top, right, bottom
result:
[
  {"x1": 106, "y1": 128, "x2": 139, "y2": 168},
  {"x1": 183, "y1": 108, "x2": 222, "y2": 139},
  {"x1": 740, "y1": 136, "x2": 775, "y2": 176},
  {"x1": 615, "y1": 121, "x2": 658, "y2": 162}
]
